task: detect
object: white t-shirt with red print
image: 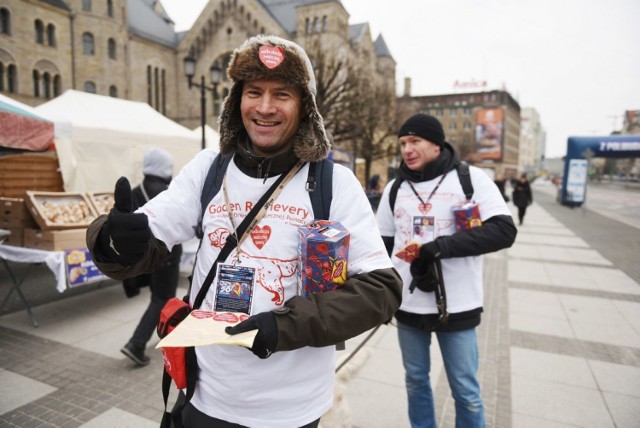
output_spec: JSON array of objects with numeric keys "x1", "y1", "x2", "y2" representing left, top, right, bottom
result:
[
  {"x1": 140, "y1": 149, "x2": 393, "y2": 427},
  {"x1": 376, "y1": 166, "x2": 512, "y2": 315}
]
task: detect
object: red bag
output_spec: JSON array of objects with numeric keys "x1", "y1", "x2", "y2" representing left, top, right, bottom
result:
[{"x1": 157, "y1": 297, "x2": 191, "y2": 389}]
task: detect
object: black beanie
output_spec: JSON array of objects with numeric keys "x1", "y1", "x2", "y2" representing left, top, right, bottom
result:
[{"x1": 398, "y1": 114, "x2": 445, "y2": 147}]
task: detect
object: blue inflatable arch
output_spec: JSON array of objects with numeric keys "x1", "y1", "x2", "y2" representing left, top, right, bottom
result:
[{"x1": 560, "y1": 136, "x2": 640, "y2": 206}]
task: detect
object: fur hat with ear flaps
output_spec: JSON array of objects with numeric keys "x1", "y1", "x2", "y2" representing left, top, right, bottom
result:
[{"x1": 218, "y1": 35, "x2": 331, "y2": 162}]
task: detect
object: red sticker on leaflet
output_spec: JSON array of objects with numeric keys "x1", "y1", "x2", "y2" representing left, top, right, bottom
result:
[
  {"x1": 250, "y1": 225, "x2": 271, "y2": 249},
  {"x1": 258, "y1": 45, "x2": 284, "y2": 69},
  {"x1": 213, "y1": 312, "x2": 240, "y2": 323}
]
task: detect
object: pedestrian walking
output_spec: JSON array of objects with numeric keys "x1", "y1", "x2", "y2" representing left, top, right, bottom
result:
[
  {"x1": 376, "y1": 113, "x2": 517, "y2": 428},
  {"x1": 86, "y1": 34, "x2": 401, "y2": 427},
  {"x1": 512, "y1": 173, "x2": 533, "y2": 225},
  {"x1": 120, "y1": 148, "x2": 182, "y2": 366},
  {"x1": 494, "y1": 173, "x2": 509, "y2": 202}
]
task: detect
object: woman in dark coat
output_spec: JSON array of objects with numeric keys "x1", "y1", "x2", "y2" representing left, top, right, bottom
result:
[{"x1": 512, "y1": 173, "x2": 533, "y2": 225}]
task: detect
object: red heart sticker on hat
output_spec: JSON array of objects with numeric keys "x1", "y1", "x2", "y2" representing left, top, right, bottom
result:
[
  {"x1": 259, "y1": 45, "x2": 284, "y2": 69},
  {"x1": 250, "y1": 225, "x2": 271, "y2": 249}
]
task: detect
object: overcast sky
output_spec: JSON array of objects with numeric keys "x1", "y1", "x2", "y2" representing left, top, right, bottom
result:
[{"x1": 161, "y1": 0, "x2": 640, "y2": 158}]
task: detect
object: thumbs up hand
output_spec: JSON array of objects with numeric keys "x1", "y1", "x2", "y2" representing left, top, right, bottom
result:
[{"x1": 97, "y1": 177, "x2": 151, "y2": 265}]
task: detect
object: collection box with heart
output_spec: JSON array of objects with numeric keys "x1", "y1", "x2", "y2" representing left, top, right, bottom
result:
[{"x1": 297, "y1": 220, "x2": 350, "y2": 297}]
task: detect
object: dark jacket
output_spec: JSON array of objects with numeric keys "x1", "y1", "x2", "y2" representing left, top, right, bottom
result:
[
  {"x1": 512, "y1": 179, "x2": 533, "y2": 208},
  {"x1": 121, "y1": 175, "x2": 182, "y2": 297}
]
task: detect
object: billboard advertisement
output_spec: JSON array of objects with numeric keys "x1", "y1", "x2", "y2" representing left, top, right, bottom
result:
[{"x1": 475, "y1": 108, "x2": 503, "y2": 160}]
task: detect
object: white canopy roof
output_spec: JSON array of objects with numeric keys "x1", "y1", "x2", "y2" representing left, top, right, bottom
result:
[
  {"x1": 192, "y1": 124, "x2": 221, "y2": 151},
  {"x1": 35, "y1": 90, "x2": 201, "y2": 192}
]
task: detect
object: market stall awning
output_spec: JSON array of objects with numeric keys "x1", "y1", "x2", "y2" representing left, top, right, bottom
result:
[{"x1": 0, "y1": 94, "x2": 54, "y2": 151}]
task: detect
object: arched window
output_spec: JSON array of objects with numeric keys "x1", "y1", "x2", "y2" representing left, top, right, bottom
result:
[
  {"x1": 35, "y1": 19, "x2": 44, "y2": 44},
  {"x1": 7, "y1": 64, "x2": 16, "y2": 92},
  {"x1": 107, "y1": 0, "x2": 114, "y2": 17},
  {"x1": 0, "y1": 8, "x2": 10, "y2": 35},
  {"x1": 0, "y1": 63, "x2": 4, "y2": 91},
  {"x1": 84, "y1": 81, "x2": 96, "y2": 93},
  {"x1": 322, "y1": 16, "x2": 327, "y2": 32},
  {"x1": 109, "y1": 85, "x2": 117, "y2": 97},
  {"x1": 32, "y1": 70, "x2": 40, "y2": 97},
  {"x1": 82, "y1": 32, "x2": 94, "y2": 55},
  {"x1": 82, "y1": 0, "x2": 92, "y2": 12},
  {"x1": 306, "y1": 17, "x2": 312, "y2": 34},
  {"x1": 108, "y1": 38, "x2": 116, "y2": 59},
  {"x1": 53, "y1": 75, "x2": 61, "y2": 96},
  {"x1": 42, "y1": 72, "x2": 51, "y2": 98},
  {"x1": 313, "y1": 17, "x2": 319, "y2": 33},
  {"x1": 47, "y1": 24, "x2": 56, "y2": 47}
]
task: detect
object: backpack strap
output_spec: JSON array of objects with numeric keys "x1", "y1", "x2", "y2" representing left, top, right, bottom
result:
[
  {"x1": 389, "y1": 176, "x2": 404, "y2": 213},
  {"x1": 306, "y1": 159, "x2": 333, "y2": 221},
  {"x1": 196, "y1": 153, "x2": 233, "y2": 239},
  {"x1": 456, "y1": 161, "x2": 473, "y2": 201}
]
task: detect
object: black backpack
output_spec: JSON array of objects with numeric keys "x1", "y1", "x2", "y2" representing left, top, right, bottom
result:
[
  {"x1": 389, "y1": 161, "x2": 473, "y2": 212},
  {"x1": 195, "y1": 153, "x2": 334, "y2": 238}
]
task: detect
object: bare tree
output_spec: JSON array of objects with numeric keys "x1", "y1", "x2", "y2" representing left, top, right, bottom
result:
[{"x1": 309, "y1": 45, "x2": 398, "y2": 184}]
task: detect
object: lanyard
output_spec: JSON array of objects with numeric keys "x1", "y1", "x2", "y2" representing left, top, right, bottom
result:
[
  {"x1": 407, "y1": 173, "x2": 447, "y2": 208},
  {"x1": 222, "y1": 161, "x2": 303, "y2": 261}
]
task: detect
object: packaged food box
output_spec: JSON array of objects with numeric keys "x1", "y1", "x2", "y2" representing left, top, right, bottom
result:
[
  {"x1": 88, "y1": 192, "x2": 115, "y2": 215},
  {"x1": 25, "y1": 191, "x2": 98, "y2": 230},
  {"x1": 23, "y1": 228, "x2": 88, "y2": 251},
  {"x1": 297, "y1": 220, "x2": 349, "y2": 297}
]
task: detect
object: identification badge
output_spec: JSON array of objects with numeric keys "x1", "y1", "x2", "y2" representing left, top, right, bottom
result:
[
  {"x1": 214, "y1": 264, "x2": 255, "y2": 314},
  {"x1": 413, "y1": 216, "x2": 435, "y2": 243}
]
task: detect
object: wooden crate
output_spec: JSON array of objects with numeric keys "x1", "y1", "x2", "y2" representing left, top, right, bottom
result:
[
  {"x1": 2, "y1": 227, "x2": 24, "y2": 247},
  {"x1": 24, "y1": 191, "x2": 98, "y2": 231},
  {"x1": 0, "y1": 197, "x2": 38, "y2": 231},
  {"x1": 0, "y1": 153, "x2": 64, "y2": 198},
  {"x1": 87, "y1": 192, "x2": 114, "y2": 216},
  {"x1": 23, "y1": 228, "x2": 88, "y2": 251}
]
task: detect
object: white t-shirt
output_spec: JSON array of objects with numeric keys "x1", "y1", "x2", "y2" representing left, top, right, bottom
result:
[
  {"x1": 376, "y1": 166, "x2": 512, "y2": 315},
  {"x1": 141, "y1": 149, "x2": 392, "y2": 427}
]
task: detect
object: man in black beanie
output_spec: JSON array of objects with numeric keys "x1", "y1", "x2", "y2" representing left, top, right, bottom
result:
[{"x1": 376, "y1": 113, "x2": 517, "y2": 428}]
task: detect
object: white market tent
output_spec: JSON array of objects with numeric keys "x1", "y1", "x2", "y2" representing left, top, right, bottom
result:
[
  {"x1": 35, "y1": 90, "x2": 201, "y2": 192},
  {"x1": 192, "y1": 124, "x2": 220, "y2": 151}
]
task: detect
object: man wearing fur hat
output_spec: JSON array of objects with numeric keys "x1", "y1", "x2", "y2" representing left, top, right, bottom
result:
[
  {"x1": 376, "y1": 114, "x2": 517, "y2": 427},
  {"x1": 86, "y1": 35, "x2": 401, "y2": 427}
]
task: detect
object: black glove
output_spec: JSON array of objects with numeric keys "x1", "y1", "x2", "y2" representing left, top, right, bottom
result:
[
  {"x1": 225, "y1": 311, "x2": 278, "y2": 359},
  {"x1": 409, "y1": 241, "x2": 441, "y2": 293},
  {"x1": 97, "y1": 177, "x2": 151, "y2": 265}
]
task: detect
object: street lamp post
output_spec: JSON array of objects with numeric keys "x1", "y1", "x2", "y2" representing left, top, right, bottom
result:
[{"x1": 183, "y1": 55, "x2": 222, "y2": 150}]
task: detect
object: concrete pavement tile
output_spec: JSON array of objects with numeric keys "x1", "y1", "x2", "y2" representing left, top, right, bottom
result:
[
  {"x1": 559, "y1": 294, "x2": 640, "y2": 348},
  {"x1": 584, "y1": 268, "x2": 640, "y2": 294},
  {"x1": 74, "y1": 321, "x2": 146, "y2": 360},
  {"x1": 510, "y1": 312, "x2": 575, "y2": 338},
  {"x1": 613, "y1": 300, "x2": 640, "y2": 333},
  {"x1": 79, "y1": 407, "x2": 157, "y2": 427},
  {"x1": 515, "y1": 234, "x2": 589, "y2": 248},
  {"x1": 510, "y1": 347, "x2": 596, "y2": 389},
  {"x1": 511, "y1": 376, "x2": 614, "y2": 427},
  {"x1": 512, "y1": 413, "x2": 582, "y2": 428},
  {"x1": 508, "y1": 260, "x2": 550, "y2": 284},
  {"x1": 589, "y1": 360, "x2": 640, "y2": 396},
  {"x1": 346, "y1": 377, "x2": 410, "y2": 428},
  {"x1": 354, "y1": 346, "x2": 405, "y2": 387},
  {"x1": 509, "y1": 289, "x2": 566, "y2": 319},
  {"x1": 0, "y1": 369, "x2": 57, "y2": 415},
  {"x1": 602, "y1": 392, "x2": 640, "y2": 428}
]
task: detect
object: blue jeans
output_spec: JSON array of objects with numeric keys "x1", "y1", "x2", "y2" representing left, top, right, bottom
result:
[{"x1": 397, "y1": 321, "x2": 485, "y2": 428}]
